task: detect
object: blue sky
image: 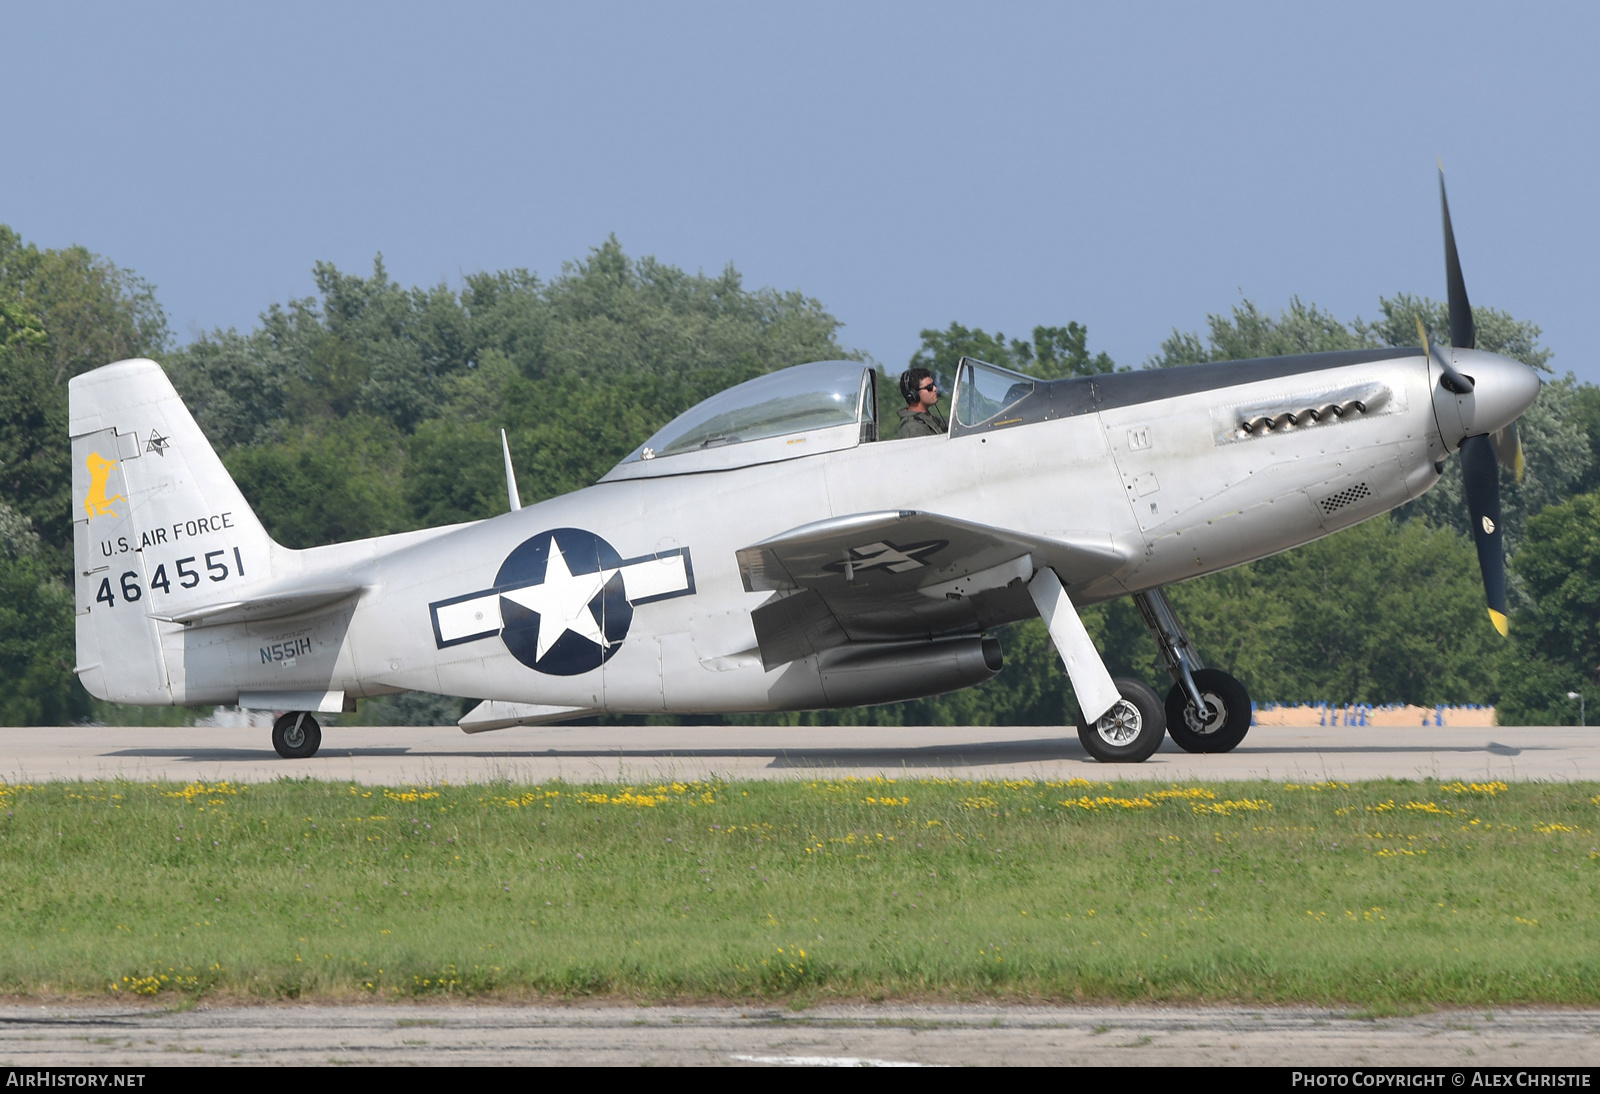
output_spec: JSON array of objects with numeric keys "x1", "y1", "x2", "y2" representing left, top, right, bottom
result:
[{"x1": 3, "y1": 2, "x2": 1596, "y2": 381}]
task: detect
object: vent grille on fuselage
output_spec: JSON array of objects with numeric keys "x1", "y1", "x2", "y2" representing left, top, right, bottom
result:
[{"x1": 1318, "y1": 482, "x2": 1372, "y2": 515}]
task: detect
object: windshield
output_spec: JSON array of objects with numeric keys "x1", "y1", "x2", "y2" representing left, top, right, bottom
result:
[
  {"x1": 952, "y1": 357, "x2": 1037, "y2": 428},
  {"x1": 623, "y1": 361, "x2": 871, "y2": 463}
]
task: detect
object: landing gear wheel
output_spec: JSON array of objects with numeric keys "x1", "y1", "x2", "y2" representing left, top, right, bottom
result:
[
  {"x1": 1165, "y1": 669, "x2": 1251, "y2": 754},
  {"x1": 1076, "y1": 677, "x2": 1166, "y2": 764},
  {"x1": 272, "y1": 712, "x2": 322, "y2": 759}
]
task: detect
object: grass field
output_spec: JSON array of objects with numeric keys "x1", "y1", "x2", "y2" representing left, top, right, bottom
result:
[{"x1": 0, "y1": 775, "x2": 1596, "y2": 1006}]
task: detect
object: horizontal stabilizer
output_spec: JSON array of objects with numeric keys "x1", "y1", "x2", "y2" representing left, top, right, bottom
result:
[{"x1": 150, "y1": 583, "x2": 363, "y2": 628}]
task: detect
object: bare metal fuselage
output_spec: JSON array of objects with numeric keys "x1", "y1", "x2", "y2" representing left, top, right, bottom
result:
[{"x1": 164, "y1": 348, "x2": 1453, "y2": 716}]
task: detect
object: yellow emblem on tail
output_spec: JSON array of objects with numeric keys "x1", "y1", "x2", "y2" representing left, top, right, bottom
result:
[{"x1": 84, "y1": 452, "x2": 124, "y2": 519}]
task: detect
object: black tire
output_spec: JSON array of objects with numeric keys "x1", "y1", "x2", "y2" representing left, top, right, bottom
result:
[
  {"x1": 1164, "y1": 669, "x2": 1251, "y2": 754},
  {"x1": 271, "y1": 711, "x2": 322, "y2": 759},
  {"x1": 1075, "y1": 677, "x2": 1166, "y2": 763}
]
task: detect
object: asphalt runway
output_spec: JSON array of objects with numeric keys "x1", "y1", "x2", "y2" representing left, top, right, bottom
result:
[
  {"x1": 0, "y1": 723, "x2": 1595, "y2": 784},
  {"x1": 1, "y1": 1003, "x2": 1597, "y2": 1066}
]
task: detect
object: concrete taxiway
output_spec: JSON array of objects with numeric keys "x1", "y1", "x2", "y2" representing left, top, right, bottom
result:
[
  {"x1": 0, "y1": 1003, "x2": 1596, "y2": 1066},
  {"x1": 0, "y1": 723, "x2": 1594, "y2": 784}
]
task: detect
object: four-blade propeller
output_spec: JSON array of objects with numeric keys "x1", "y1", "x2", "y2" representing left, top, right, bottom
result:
[{"x1": 1426, "y1": 164, "x2": 1529, "y2": 637}]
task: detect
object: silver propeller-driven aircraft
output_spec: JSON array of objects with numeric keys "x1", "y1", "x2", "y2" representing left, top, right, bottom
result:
[{"x1": 69, "y1": 171, "x2": 1541, "y2": 762}]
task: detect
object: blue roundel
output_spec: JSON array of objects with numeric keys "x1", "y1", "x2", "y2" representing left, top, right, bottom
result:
[{"x1": 494, "y1": 528, "x2": 632, "y2": 675}]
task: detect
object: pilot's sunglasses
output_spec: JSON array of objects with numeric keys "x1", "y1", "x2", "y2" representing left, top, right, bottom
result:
[{"x1": 920, "y1": 382, "x2": 938, "y2": 392}]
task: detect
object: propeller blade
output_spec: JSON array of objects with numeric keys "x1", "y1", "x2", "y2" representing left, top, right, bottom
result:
[
  {"x1": 1459, "y1": 433, "x2": 1508, "y2": 636},
  {"x1": 1415, "y1": 315, "x2": 1475, "y2": 395},
  {"x1": 1490, "y1": 422, "x2": 1525, "y2": 484},
  {"x1": 1439, "y1": 160, "x2": 1476, "y2": 351}
]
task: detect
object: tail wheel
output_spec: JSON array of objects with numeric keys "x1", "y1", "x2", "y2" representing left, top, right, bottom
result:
[
  {"x1": 272, "y1": 712, "x2": 322, "y2": 759},
  {"x1": 1075, "y1": 677, "x2": 1166, "y2": 763},
  {"x1": 1164, "y1": 669, "x2": 1251, "y2": 754}
]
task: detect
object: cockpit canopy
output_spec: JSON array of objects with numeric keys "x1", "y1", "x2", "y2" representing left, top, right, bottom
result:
[
  {"x1": 600, "y1": 360, "x2": 878, "y2": 481},
  {"x1": 950, "y1": 357, "x2": 1037, "y2": 431},
  {"x1": 946, "y1": 355, "x2": 1098, "y2": 436}
]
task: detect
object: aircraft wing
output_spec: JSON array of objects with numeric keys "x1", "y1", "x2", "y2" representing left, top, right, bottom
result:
[{"x1": 736, "y1": 510, "x2": 1127, "y2": 669}]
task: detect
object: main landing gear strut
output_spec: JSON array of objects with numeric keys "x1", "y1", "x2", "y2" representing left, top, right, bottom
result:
[{"x1": 1133, "y1": 588, "x2": 1252, "y2": 753}]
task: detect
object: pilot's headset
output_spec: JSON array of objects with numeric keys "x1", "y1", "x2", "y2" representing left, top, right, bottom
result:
[{"x1": 899, "y1": 368, "x2": 931, "y2": 405}]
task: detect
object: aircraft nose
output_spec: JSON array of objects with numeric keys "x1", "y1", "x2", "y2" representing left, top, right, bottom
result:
[{"x1": 1453, "y1": 348, "x2": 1543, "y2": 435}]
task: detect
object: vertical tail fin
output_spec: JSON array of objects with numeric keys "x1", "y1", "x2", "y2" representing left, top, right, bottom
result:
[{"x1": 70, "y1": 358, "x2": 278, "y2": 703}]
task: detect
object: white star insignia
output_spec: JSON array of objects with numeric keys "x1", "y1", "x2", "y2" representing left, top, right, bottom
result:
[{"x1": 500, "y1": 540, "x2": 617, "y2": 661}]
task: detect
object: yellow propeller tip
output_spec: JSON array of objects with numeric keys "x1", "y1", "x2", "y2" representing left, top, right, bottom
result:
[{"x1": 1489, "y1": 609, "x2": 1509, "y2": 637}]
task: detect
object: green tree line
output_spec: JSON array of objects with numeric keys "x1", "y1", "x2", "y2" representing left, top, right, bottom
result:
[{"x1": 2, "y1": 224, "x2": 1597, "y2": 727}]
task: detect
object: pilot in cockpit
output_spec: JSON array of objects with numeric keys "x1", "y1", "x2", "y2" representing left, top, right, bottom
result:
[{"x1": 896, "y1": 368, "x2": 948, "y2": 439}]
